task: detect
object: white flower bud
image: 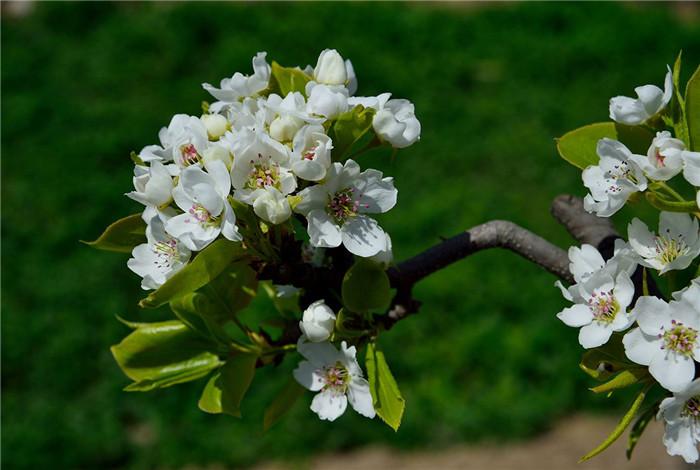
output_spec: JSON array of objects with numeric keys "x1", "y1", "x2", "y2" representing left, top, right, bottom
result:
[
  {"x1": 269, "y1": 114, "x2": 303, "y2": 143},
  {"x1": 313, "y1": 49, "x2": 347, "y2": 86},
  {"x1": 373, "y1": 99, "x2": 421, "y2": 149},
  {"x1": 202, "y1": 145, "x2": 233, "y2": 170},
  {"x1": 299, "y1": 300, "x2": 336, "y2": 343},
  {"x1": 201, "y1": 113, "x2": 229, "y2": 140},
  {"x1": 306, "y1": 83, "x2": 348, "y2": 119},
  {"x1": 252, "y1": 187, "x2": 291, "y2": 225}
]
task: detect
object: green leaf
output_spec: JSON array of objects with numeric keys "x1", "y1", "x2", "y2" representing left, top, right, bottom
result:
[
  {"x1": 579, "y1": 383, "x2": 652, "y2": 463},
  {"x1": 579, "y1": 334, "x2": 631, "y2": 381},
  {"x1": 330, "y1": 105, "x2": 376, "y2": 160},
  {"x1": 589, "y1": 368, "x2": 650, "y2": 394},
  {"x1": 342, "y1": 259, "x2": 392, "y2": 313},
  {"x1": 685, "y1": 64, "x2": 700, "y2": 151},
  {"x1": 82, "y1": 214, "x2": 146, "y2": 253},
  {"x1": 556, "y1": 122, "x2": 654, "y2": 170},
  {"x1": 670, "y1": 51, "x2": 689, "y2": 146},
  {"x1": 270, "y1": 61, "x2": 312, "y2": 97},
  {"x1": 197, "y1": 353, "x2": 257, "y2": 417},
  {"x1": 139, "y1": 239, "x2": 245, "y2": 308},
  {"x1": 263, "y1": 378, "x2": 306, "y2": 431},
  {"x1": 169, "y1": 292, "x2": 232, "y2": 346},
  {"x1": 111, "y1": 320, "x2": 222, "y2": 391},
  {"x1": 627, "y1": 402, "x2": 659, "y2": 460},
  {"x1": 204, "y1": 262, "x2": 258, "y2": 321},
  {"x1": 366, "y1": 342, "x2": 405, "y2": 431}
]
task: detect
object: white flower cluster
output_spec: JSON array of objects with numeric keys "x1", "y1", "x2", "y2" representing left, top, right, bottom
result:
[
  {"x1": 124, "y1": 50, "x2": 419, "y2": 290},
  {"x1": 558, "y1": 66, "x2": 700, "y2": 463}
]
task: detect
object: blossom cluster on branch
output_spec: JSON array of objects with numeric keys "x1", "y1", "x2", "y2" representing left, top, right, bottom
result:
[{"x1": 555, "y1": 55, "x2": 700, "y2": 463}]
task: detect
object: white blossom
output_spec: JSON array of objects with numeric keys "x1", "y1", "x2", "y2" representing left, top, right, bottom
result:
[
  {"x1": 265, "y1": 92, "x2": 322, "y2": 143},
  {"x1": 313, "y1": 49, "x2": 348, "y2": 87},
  {"x1": 556, "y1": 270, "x2": 636, "y2": 349},
  {"x1": 629, "y1": 131, "x2": 685, "y2": 181},
  {"x1": 295, "y1": 159, "x2": 397, "y2": 257},
  {"x1": 348, "y1": 93, "x2": 421, "y2": 149},
  {"x1": 165, "y1": 161, "x2": 241, "y2": 251},
  {"x1": 201, "y1": 113, "x2": 229, "y2": 140},
  {"x1": 658, "y1": 378, "x2": 700, "y2": 464},
  {"x1": 683, "y1": 150, "x2": 700, "y2": 186},
  {"x1": 628, "y1": 212, "x2": 700, "y2": 274},
  {"x1": 582, "y1": 138, "x2": 648, "y2": 217},
  {"x1": 128, "y1": 216, "x2": 191, "y2": 290},
  {"x1": 203, "y1": 52, "x2": 270, "y2": 112},
  {"x1": 150, "y1": 114, "x2": 209, "y2": 169},
  {"x1": 290, "y1": 125, "x2": 333, "y2": 182},
  {"x1": 623, "y1": 283, "x2": 700, "y2": 392},
  {"x1": 306, "y1": 83, "x2": 349, "y2": 119},
  {"x1": 252, "y1": 187, "x2": 292, "y2": 225},
  {"x1": 126, "y1": 161, "x2": 175, "y2": 215},
  {"x1": 299, "y1": 300, "x2": 336, "y2": 343},
  {"x1": 609, "y1": 66, "x2": 672, "y2": 125},
  {"x1": 293, "y1": 340, "x2": 375, "y2": 421}
]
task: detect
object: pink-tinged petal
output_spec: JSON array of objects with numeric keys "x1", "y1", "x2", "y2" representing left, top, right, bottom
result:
[
  {"x1": 556, "y1": 304, "x2": 593, "y2": 327},
  {"x1": 578, "y1": 322, "x2": 613, "y2": 349},
  {"x1": 310, "y1": 389, "x2": 348, "y2": 421},
  {"x1": 622, "y1": 327, "x2": 657, "y2": 366}
]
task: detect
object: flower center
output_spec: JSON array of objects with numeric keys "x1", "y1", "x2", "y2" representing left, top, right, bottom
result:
[
  {"x1": 180, "y1": 143, "x2": 201, "y2": 166},
  {"x1": 655, "y1": 231, "x2": 689, "y2": 265},
  {"x1": 303, "y1": 146, "x2": 318, "y2": 161},
  {"x1": 605, "y1": 161, "x2": 638, "y2": 194},
  {"x1": 588, "y1": 290, "x2": 619, "y2": 324},
  {"x1": 327, "y1": 188, "x2": 359, "y2": 224},
  {"x1": 186, "y1": 203, "x2": 218, "y2": 227},
  {"x1": 660, "y1": 320, "x2": 698, "y2": 356},
  {"x1": 321, "y1": 361, "x2": 349, "y2": 393},
  {"x1": 683, "y1": 396, "x2": 700, "y2": 419},
  {"x1": 655, "y1": 150, "x2": 666, "y2": 168},
  {"x1": 152, "y1": 238, "x2": 179, "y2": 269},
  {"x1": 245, "y1": 154, "x2": 280, "y2": 190}
]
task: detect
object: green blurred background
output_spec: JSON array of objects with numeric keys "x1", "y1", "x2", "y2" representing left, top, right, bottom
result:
[{"x1": 2, "y1": 2, "x2": 699, "y2": 469}]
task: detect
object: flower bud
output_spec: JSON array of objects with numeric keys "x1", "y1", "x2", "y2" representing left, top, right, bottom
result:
[
  {"x1": 201, "y1": 113, "x2": 228, "y2": 140},
  {"x1": 373, "y1": 99, "x2": 421, "y2": 149},
  {"x1": 269, "y1": 114, "x2": 303, "y2": 143},
  {"x1": 313, "y1": 49, "x2": 347, "y2": 86},
  {"x1": 202, "y1": 145, "x2": 233, "y2": 170},
  {"x1": 299, "y1": 300, "x2": 336, "y2": 342},
  {"x1": 252, "y1": 187, "x2": 291, "y2": 225}
]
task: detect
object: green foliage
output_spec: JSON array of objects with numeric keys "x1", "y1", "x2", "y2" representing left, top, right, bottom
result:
[
  {"x1": 626, "y1": 402, "x2": 659, "y2": 460},
  {"x1": 82, "y1": 214, "x2": 145, "y2": 253},
  {"x1": 263, "y1": 378, "x2": 306, "y2": 431},
  {"x1": 330, "y1": 105, "x2": 376, "y2": 159},
  {"x1": 269, "y1": 61, "x2": 312, "y2": 97},
  {"x1": 579, "y1": 384, "x2": 652, "y2": 462},
  {"x1": 589, "y1": 368, "x2": 650, "y2": 394},
  {"x1": 198, "y1": 353, "x2": 258, "y2": 417},
  {"x1": 203, "y1": 262, "x2": 258, "y2": 322},
  {"x1": 685, "y1": 64, "x2": 700, "y2": 151},
  {"x1": 366, "y1": 342, "x2": 405, "y2": 431},
  {"x1": 556, "y1": 122, "x2": 653, "y2": 169},
  {"x1": 579, "y1": 334, "x2": 631, "y2": 381},
  {"x1": 111, "y1": 320, "x2": 222, "y2": 391},
  {"x1": 342, "y1": 259, "x2": 392, "y2": 313},
  {"x1": 139, "y1": 239, "x2": 245, "y2": 308}
]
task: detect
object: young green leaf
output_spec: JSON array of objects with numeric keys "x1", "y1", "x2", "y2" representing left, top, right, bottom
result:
[
  {"x1": 579, "y1": 334, "x2": 631, "y2": 381},
  {"x1": 330, "y1": 105, "x2": 376, "y2": 160},
  {"x1": 556, "y1": 122, "x2": 653, "y2": 170},
  {"x1": 203, "y1": 262, "x2": 258, "y2": 320},
  {"x1": 270, "y1": 61, "x2": 312, "y2": 97},
  {"x1": 626, "y1": 402, "x2": 659, "y2": 460},
  {"x1": 366, "y1": 342, "x2": 405, "y2": 431},
  {"x1": 589, "y1": 368, "x2": 650, "y2": 394},
  {"x1": 139, "y1": 239, "x2": 245, "y2": 308},
  {"x1": 685, "y1": 64, "x2": 700, "y2": 151},
  {"x1": 197, "y1": 353, "x2": 258, "y2": 417},
  {"x1": 82, "y1": 214, "x2": 146, "y2": 253},
  {"x1": 111, "y1": 320, "x2": 222, "y2": 392},
  {"x1": 263, "y1": 378, "x2": 306, "y2": 431},
  {"x1": 342, "y1": 259, "x2": 392, "y2": 313},
  {"x1": 579, "y1": 383, "x2": 652, "y2": 462}
]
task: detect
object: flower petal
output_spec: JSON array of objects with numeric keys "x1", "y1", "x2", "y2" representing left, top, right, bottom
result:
[
  {"x1": 556, "y1": 304, "x2": 593, "y2": 327},
  {"x1": 347, "y1": 378, "x2": 376, "y2": 419},
  {"x1": 341, "y1": 215, "x2": 386, "y2": 257},
  {"x1": 310, "y1": 389, "x2": 348, "y2": 421},
  {"x1": 578, "y1": 322, "x2": 613, "y2": 349}
]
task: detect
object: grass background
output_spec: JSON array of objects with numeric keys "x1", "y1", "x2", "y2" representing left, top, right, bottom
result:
[{"x1": 2, "y1": 2, "x2": 699, "y2": 469}]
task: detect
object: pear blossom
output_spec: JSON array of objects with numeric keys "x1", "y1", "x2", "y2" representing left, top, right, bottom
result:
[
  {"x1": 313, "y1": 49, "x2": 348, "y2": 87},
  {"x1": 629, "y1": 131, "x2": 685, "y2": 181},
  {"x1": 148, "y1": 114, "x2": 209, "y2": 169},
  {"x1": 126, "y1": 161, "x2": 175, "y2": 216},
  {"x1": 293, "y1": 340, "x2": 375, "y2": 421},
  {"x1": 265, "y1": 92, "x2": 322, "y2": 143},
  {"x1": 203, "y1": 52, "x2": 270, "y2": 112},
  {"x1": 306, "y1": 83, "x2": 349, "y2": 119},
  {"x1": 128, "y1": 216, "x2": 191, "y2": 290},
  {"x1": 609, "y1": 66, "x2": 673, "y2": 125},
  {"x1": 252, "y1": 187, "x2": 292, "y2": 225},
  {"x1": 683, "y1": 150, "x2": 700, "y2": 186},
  {"x1": 299, "y1": 300, "x2": 337, "y2": 343},
  {"x1": 348, "y1": 93, "x2": 421, "y2": 149},
  {"x1": 628, "y1": 212, "x2": 700, "y2": 274},
  {"x1": 201, "y1": 144, "x2": 233, "y2": 171},
  {"x1": 582, "y1": 138, "x2": 648, "y2": 217},
  {"x1": 201, "y1": 113, "x2": 229, "y2": 140},
  {"x1": 623, "y1": 282, "x2": 700, "y2": 392},
  {"x1": 295, "y1": 159, "x2": 397, "y2": 257},
  {"x1": 658, "y1": 378, "x2": 700, "y2": 463},
  {"x1": 165, "y1": 161, "x2": 241, "y2": 251},
  {"x1": 369, "y1": 233, "x2": 393, "y2": 267},
  {"x1": 291, "y1": 125, "x2": 333, "y2": 181},
  {"x1": 230, "y1": 129, "x2": 296, "y2": 204},
  {"x1": 556, "y1": 270, "x2": 636, "y2": 348}
]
